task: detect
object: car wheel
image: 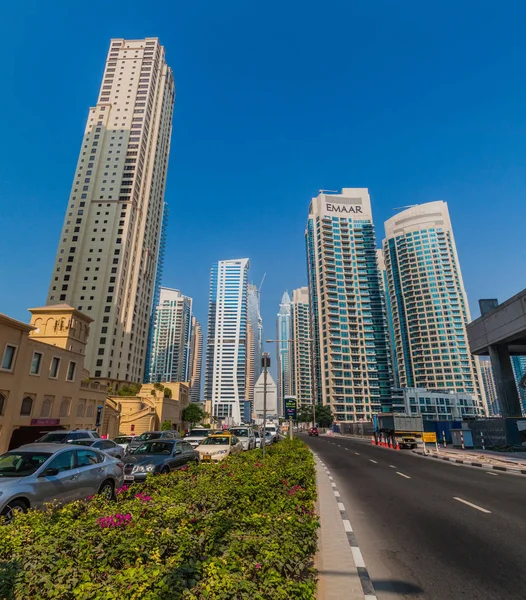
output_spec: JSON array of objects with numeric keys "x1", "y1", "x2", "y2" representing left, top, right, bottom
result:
[
  {"x1": 161, "y1": 466, "x2": 170, "y2": 475},
  {"x1": 1, "y1": 499, "x2": 28, "y2": 523},
  {"x1": 98, "y1": 480, "x2": 115, "y2": 501}
]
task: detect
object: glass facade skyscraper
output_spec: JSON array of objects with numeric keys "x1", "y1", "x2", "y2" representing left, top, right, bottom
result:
[
  {"x1": 291, "y1": 287, "x2": 313, "y2": 408},
  {"x1": 383, "y1": 201, "x2": 487, "y2": 415},
  {"x1": 276, "y1": 291, "x2": 292, "y2": 416},
  {"x1": 204, "y1": 258, "x2": 249, "y2": 424},
  {"x1": 306, "y1": 189, "x2": 392, "y2": 421}
]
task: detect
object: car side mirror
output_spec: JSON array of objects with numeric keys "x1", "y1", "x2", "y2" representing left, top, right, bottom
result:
[{"x1": 39, "y1": 467, "x2": 59, "y2": 477}]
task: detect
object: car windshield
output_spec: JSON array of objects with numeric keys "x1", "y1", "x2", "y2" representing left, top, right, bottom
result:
[
  {"x1": 137, "y1": 432, "x2": 161, "y2": 441},
  {"x1": 0, "y1": 452, "x2": 52, "y2": 477},
  {"x1": 229, "y1": 428, "x2": 249, "y2": 437},
  {"x1": 201, "y1": 437, "x2": 230, "y2": 446},
  {"x1": 70, "y1": 440, "x2": 95, "y2": 447},
  {"x1": 188, "y1": 429, "x2": 209, "y2": 438},
  {"x1": 36, "y1": 432, "x2": 68, "y2": 443},
  {"x1": 114, "y1": 437, "x2": 132, "y2": 444},
  {"x1": 132, "y1": 442, "x2": 174, "y2": 455}
]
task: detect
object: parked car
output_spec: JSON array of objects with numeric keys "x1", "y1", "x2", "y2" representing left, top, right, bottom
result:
[
  {"x1": 127, "y1": 430, "x2": 181, "y2": 453},
  {"x1": 308, "y1": 427, "x2": 319, "y2": 437},
  {"x1": 196, "y1": 433, "x2": 244, "y2": 462},
  {"x1": 227, "y1": 427, "x2": 256, "y2": 450},
  {"x1": 254, "y1": 430, "x2": 262, "y2": 448},
  {"x1": 185, "y1": 427, "x2": 212, "y2": 448},
  {"x1": 123, "y1": 440, "x2": 197, "y2": 483},
  {"x1": 264, "y1": 424, "x2": 279, "y2": 442},
  {"x1": 34, "y1": 430, "x2": 100, "y2": 444},
  {"x1": 70, "y1": 438, "x2": 124, "y2": 459},
  {"x1": 113, "y1": 436, "x2": 134, "y2": 453},
  {"x1": 0, "y1": 444, "x2": 124, "y2": 522}
]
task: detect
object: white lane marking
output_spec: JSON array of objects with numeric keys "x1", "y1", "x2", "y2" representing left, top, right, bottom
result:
[
  {"x1": 453, "y1": 497, "x2": 491, "y2": 514},
  {"x1": 486, "y1": 472, "x2": 498, "y2": 476},
  {"x1": 337, "y1": 502, "x2": 345, "y2": 511},
  {"x1": 326, "y1": 471, "x2": 331, "y2": 475},
  {"x1": 351, "y1": 546, "x2": 366, "y2": 568},
  {"x1": 343, "y1": 519, "x2": 353, "y2": 532},
  {"x1": 338, "y1": 444, "x2": 341, "y2": 447},
  {"x1": 334, "y1": 491, "x2": 341, "y2": 498},
  {"x1": 389, "y1": 465, "x2": 397, "y2": 468},
  {"x1": 328, "y1": 476, "x2": 333, "y2": 480},
  {"x1": 331, "y1": 482, "x2": 337, "y2": 488},
  {"x1": 365, "y1": 596, "x2": 378, "y2": 600},
  {"x1": 396, "y1": 472, "x2": 411, "y2": 479},
  {"x1": 355, "y1": 452, "x2": 360, "y2": 455},
  {"x1": 369, "y1": 459, "x2": 378, "y2": 464}
]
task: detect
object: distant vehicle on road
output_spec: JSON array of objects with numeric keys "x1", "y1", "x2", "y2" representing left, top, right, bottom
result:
[
  {"x1": 123, "y1": 440, "x2": 198, "y2": 483},
  {"x1": 397, "y1": 436, "x2": 417, "y2": 450},
  {"x1": 127, "y1": 430, "x2": 181, "y2": 453},
  {"x1": 308, "y1": 427, "x2": 319, "y2": 437},
  {"x1": 227, "y1": 427, "x2": 256, "y2": 450},
  {"x1": 70, "y1": 438, "x2": 124, "y2": 459},
  {"x1": 0, "y1": 444, "x2": 124, "y2": 522},
  {"x1": 196, "y1": 434, "x2": 243, "y2": 462},
  {"x1": 264, "y1": 424, "x2": 279, "y2": 442},
  {"x1": 185, "y1": 427, "x2": 212, "y2": 448},
  {"x1": 34, "y1": 430, "x2": 100, "y2": 445},
  {"x1": 113, "y1": 436, "x2": 134, "y2": 453}
]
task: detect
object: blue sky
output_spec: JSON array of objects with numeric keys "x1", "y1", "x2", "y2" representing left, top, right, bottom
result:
[{"x1": 1, "y1": 0, "x2": 526, "y2": 366}]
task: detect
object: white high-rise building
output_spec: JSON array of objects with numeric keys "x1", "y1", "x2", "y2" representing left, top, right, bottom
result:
[
  {"x1": 480, "y1": 358, "x2": 499, "y2": 416},
  {"x1": 383, "y1": 201, "x2": 487, "y2": 415},
  {"x1": 204, "y1": 259, "x2": 250, "y2": 424},
  {"x1": 245, "y1": 283, "x2": 262, "y2": 411},
  {"x1": 46, "y1": 38, "x2": 175, "y2": 382},
  {"x1": 148, "y1": 288, "x2": 192, "y2": 383},
  {"x1": 290, "y1": 287, "x2": 313, "y2": 408},
  {"x1": 189, "y1": 316, "x2": 203, "y2": 403}
]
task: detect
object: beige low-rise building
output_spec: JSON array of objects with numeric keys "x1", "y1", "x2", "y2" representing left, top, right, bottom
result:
[
  {"x1": 0, "y1": 304, "x2": 108, "y2": 453},
  {"x1": 111, "y1": 382, "x2": 190, "y2": 436}
]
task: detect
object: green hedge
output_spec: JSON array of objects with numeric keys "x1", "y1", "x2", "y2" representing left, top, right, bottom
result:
[{"x1": 0, "y1": 438, "x2": 318, "y2": 600}]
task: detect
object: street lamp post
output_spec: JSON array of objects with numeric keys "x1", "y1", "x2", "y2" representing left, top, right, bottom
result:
[{"x1": 261, "y1": 352, "x2": 270, "y2": 458}]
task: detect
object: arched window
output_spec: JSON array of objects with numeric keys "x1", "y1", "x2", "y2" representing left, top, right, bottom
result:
[
  {"x1": 41, "y1": 398, "x2": 52, "y2": 417},
  {"x1": 20, "y1": 396, "x2": 33, "y2": 416},
  {"x1": 76, "y1": 403, "x2": 85, "y2": 418},
  {"x1": 0, "y1": 393, "x2": 5, "y2": 416},
  {"x1": 86, "y1": 403, "x2": 94, "y2": 418},
  {"x1": 59, "y1": 399, "x2": 70, "y2": 418}
]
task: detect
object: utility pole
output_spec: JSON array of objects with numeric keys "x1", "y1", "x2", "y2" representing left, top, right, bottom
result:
[{"x1": 261, "y1": 352, "x2": 270, "y2": 458}]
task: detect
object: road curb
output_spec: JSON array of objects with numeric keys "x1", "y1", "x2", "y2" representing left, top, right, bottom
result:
[{"x1": 412, "y1": 450, "x2": 526, "y2": 475}]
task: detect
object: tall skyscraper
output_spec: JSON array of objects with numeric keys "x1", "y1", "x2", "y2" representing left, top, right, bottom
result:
[
  {"x1": 480, "y1": 358, "x2": 500, "y2": 416},
  {"x1": 189, "y1": 316, "x2": 203, "y2": 403},
  {"x1": 148, "y1": 288, "x2": 192, "y2": 383},
  {"x1": 376, "y1": 248, "x2": 398, "y2": 388},
  {"x1": 245, "y1": 283, "x2": 262, "y2": 411},
  {"x1": 511, "y1": 356, "x2": 526, "y2": 415},
  {"x1": 290, "y1": 287, "x2": 313, "y2": 408},
  {"x1": 276, "y1": 291, "x2": 292, "y2": 415},
  {"x1": 46, "y1": 38, "x2": 175, "y2": 382},
  {"x1": 383, "y1": 201, "x2": 487, "y2": 415},
  {"x1": 306, "y1": 189, "x2": 392, "y2": 421},
  {"x1": 204, "y1": 259, "x2": 250, "y2": 424}
]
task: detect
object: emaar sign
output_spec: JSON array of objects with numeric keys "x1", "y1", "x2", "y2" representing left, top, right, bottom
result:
[{"x1": 326, "y1": 203, "x2": 363, "y2": 214}]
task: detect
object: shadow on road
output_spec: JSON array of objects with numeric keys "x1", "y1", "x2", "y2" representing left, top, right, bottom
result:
[{"x1": 373, "y1": 578, "x2": 424, "y2": 594}]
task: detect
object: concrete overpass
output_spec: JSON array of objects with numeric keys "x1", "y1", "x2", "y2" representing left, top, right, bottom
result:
[{"x1": 467, "y1": 289, "x2": 526, "y2": 417}]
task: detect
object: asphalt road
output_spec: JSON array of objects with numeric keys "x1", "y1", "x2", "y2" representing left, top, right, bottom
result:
[{"x1": 303, "y1": 433, "x2": 526, "y2": 600}]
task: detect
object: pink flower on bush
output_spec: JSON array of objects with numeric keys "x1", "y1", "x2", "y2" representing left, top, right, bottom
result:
[
  {"x1": 287, "y1": 485, "x2": 304, "y2": 496},
  {"x1": 255, "y1": 563, "x2": 261, "y2": 570},
  {"x1": 98, "y1": 513, "x2": 132, "y2": 529},
  {"x1": 116, "y1": 485, "x2": 130, "y2": 495},
  {"x1": 134, "y1": 493, "x2": 152, "y2": 503}
]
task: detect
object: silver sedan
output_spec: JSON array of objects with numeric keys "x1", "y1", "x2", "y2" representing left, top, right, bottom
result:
[{"x1": 0, "y1": 443, "x2": 124, "y2": 522}]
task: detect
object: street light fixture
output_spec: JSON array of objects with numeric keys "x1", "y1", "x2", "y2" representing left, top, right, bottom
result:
[{"x1": 266, "y1": 338, "x2": 316, "y2": 430}]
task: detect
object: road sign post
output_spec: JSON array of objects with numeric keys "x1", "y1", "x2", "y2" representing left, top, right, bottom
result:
[{"x1": 422, "y1": 432, "x2": 437, "y2": 455}]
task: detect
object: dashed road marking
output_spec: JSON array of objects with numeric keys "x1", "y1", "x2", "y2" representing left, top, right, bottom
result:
[
  {"x1": 355, "y1": 452, "x2": 360, "y2": 455},
  {"x1": 369, "y1": 459, "x2": 378, "y2": 464},
  {"x1": 337, "y1": 502, "x2": 345, "y2": 511},
  {"x1": 396, "y1": 472, "x2": 411, "y2": 479},
  {"x1": 343, "y1": 519, "x2": 353, "y2": 532},
  {"x1": 351, "y1": 546, "x2": 366, "y2": 568},
  {"x1": 331, "y1": 482, "x2": 337, "y2": 488},
  {"x1": 486, "y1": 472, "x2": 498, "y2": 476},
  {"x1": 389, "y1": 465, "x2": 397, "y2": 468},
  {"x1": 334, "y1": 491, "x2": 341, "y2": 498},
  {"x1": 453, "y1": 497, "x2": 491, "y2": 514}
]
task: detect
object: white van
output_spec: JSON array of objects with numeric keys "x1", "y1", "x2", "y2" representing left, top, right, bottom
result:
[{"x1": 264, "y1": 424, "x2": 278, "y2": 443}]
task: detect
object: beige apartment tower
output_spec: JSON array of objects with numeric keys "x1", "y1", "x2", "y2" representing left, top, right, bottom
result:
[
  {"x1": 47, "y1": 38, "x2": 175, "y2": 383},
  {"x1": 189, "y1": 316, "x2": 203, "y2": 403}
]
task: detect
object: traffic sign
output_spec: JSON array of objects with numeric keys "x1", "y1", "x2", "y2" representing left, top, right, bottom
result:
[
  {"x1": 284, "y1": 397, "x2": 297, "y2": 420},
  {"x1": 422, "y1": 432, "x2": 437, "y2": 443}
]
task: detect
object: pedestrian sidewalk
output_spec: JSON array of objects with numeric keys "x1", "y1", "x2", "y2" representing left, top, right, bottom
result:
[
  {"x1": 314, "y1": 454, "x2": 377, "y2": 600},
  {"x1": 412, "y1": 447, "x2": 526, "y2": 474}
]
